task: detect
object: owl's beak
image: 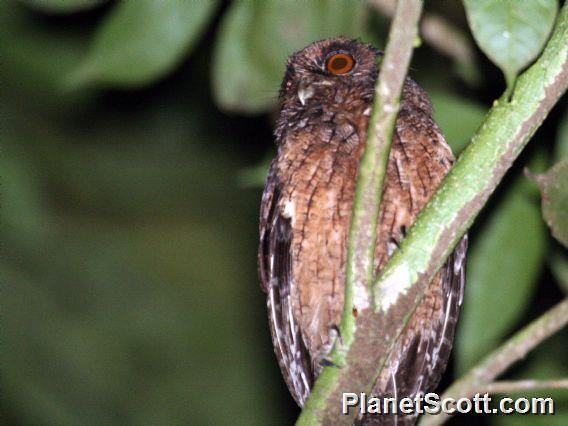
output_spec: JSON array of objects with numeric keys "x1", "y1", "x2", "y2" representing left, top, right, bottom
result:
[{"x1": 297, "y1": 82, "x2": 315, "y2": 106}]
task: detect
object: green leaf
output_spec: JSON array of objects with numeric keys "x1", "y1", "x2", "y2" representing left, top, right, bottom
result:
[
  {"x1": 238, "y1": 154, "x2": 273, "y2": 188},
  {"x1": 2, "y1": 88, "x2": 284, "y2": 424},
  {"x1": 213, "y1": 0, "x2": 366, "y2": 113},
  {"x1": 528, "y1": 159, "x2": 568, "y2": 247},
  {"x1": 429, "y1": 91, "x2": 485, "y2": 154},
  {"x1": 456, "y1": 177, "x2": 547, "y2": 374},
  {"x1": 0, "y1": 1, "x2": 94, "y2": 110},
  {"x1": 69, "y1": 0, "x2": 218, "y2": 87},
  {"x1": 1, "y1": 143, "x2": 54, "y2": 251},
  {"x1": 463, "y1": 0, "x2": 558, "y2": 88},
  {"x1": 550, "y1": 249, "x2": 568, "y2": 294},
  {"x1": 17, "y1": 0, "x2": 107, "y2": 14}
]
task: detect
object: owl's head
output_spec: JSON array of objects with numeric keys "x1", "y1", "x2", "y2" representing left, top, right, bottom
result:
[{"x1": 279, "y1": 38, "x2": 381, "y2": 109}]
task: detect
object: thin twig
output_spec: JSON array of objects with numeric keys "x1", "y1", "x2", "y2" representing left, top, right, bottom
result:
[{"x1": 420, "y1": 298, "x2": 568, "y2": 426}]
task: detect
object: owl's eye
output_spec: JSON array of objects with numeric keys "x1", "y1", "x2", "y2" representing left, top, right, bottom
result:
[{"x1": 326, "y1": 53, "x2": 355, "y2": 75}]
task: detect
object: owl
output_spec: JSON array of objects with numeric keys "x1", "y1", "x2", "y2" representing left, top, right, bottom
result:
[{"x1": 258, "y1": 38, "x2": 467, "y2": 424}]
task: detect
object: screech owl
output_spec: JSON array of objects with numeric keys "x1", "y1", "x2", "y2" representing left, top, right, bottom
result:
[{"x1": 258, "y1": 38, "x2": 467, "y2": 424}]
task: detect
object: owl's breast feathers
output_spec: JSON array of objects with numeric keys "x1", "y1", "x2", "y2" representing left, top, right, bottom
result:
[{"x1": 259, "y1": 77, "x2": 467, "y2": 418}]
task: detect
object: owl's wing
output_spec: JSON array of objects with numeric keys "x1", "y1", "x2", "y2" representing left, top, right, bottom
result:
[
  {"x1": 373, "y1": 237, "x2": 468, "y2": 426},
  {"x1": 428, "y1": 234, "x2": 468, "y2": 390},
  {"x1": 259, "y1": 160, "x2": 313, "y2": 406},
  {"x1": 405, "y1": 235, "x2": 468, "y2": 391}
]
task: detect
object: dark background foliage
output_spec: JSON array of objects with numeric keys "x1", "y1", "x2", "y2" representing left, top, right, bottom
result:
[{"x1": 1, "y1": 0, "x2": 566, "y2": 424}]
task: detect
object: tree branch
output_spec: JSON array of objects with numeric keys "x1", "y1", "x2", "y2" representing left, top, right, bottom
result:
[
  {"x1": 372, "y1": 3, "x2": 567, "y2": 315},
  {"x1": 420, "y1": 298, "x2": 568, "y2": 426},
  {"x1": 296, "y1": 0, "x2": 424, "y2": 424}
]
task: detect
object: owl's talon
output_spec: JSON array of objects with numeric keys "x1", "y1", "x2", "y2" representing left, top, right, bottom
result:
[
  {"x1": 330, "y1": 324, "x2": 343, "y2": 345},
  {"x1": 313, "y1": 325, "x2": 344, "y2": 372}
]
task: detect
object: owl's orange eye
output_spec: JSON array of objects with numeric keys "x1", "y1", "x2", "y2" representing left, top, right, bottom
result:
[{"x1": 326, "y1": 53, "x2": 355, "y2": 75}]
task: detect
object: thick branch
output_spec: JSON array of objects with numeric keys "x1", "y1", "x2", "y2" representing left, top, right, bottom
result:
[
  {"x1": 420, "y1": 298, "x2": 568, "y2": 426},
  {"x1": 296, "y1": 0, "x2": 423, "y2": 424},
  {"x1": 377, "y1": 8, "x2": 568, "y2": 421}
]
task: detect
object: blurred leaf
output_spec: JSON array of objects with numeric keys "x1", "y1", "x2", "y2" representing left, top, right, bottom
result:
[
  {"x1": 238, "y1": 154, "x2": 273, "y2": 188},
  {"x1": 549, "y1": 249, "x2": 568, "y2": 294},
  {"x1": 453, "y1": 60, "x2": 482, "y2": 88},
  {"x1": 0, "y1": 142, "x2": 53, "y2": 251},
  {"x1": 5, "y1": 100, "x2": 241, "y2": 222},
  {"x1": 556, "y1": 108, "x2": 568, "y2": 159},
  {"x1": 463, "y1": 0, "x2": 558, "y2": 88},
  {"x1": 2, "y1": 218, "x2": 281, "y2": 425},
  {"x1": 213, "y1": 0, "x2": 366, "y2": 113},
  {"x1": 2, "y1": 90, "x2": 283, "y2": 424},
  {"x1": 429, "y1": 90, "x2": 485, "y2": 154},
  {"x1": 17, "y1": 0, "x2": 107, "y2": 14},
  {"x1": 0, "y1": 1, "x2": 94, "y2": 110},
  {"x1": 456, "y1": 177, "x2": 547, "y2": 374},
  {"x1": 527, "y1": 159, "x2": 568, "y2": 247},
  {"x1": 43, "y1": 143, "x2": 238, "y2": 220},
  {"x1": 69, "y1": 0, "x2": 218, "y2": 87}
]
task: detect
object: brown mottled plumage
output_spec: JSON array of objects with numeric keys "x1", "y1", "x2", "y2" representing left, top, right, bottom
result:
[{"x1": 258, "y1": 38, "x2": 467, "y2": 424}]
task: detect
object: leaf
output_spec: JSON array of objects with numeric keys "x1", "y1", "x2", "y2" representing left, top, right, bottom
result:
[
  {"x1": 212, "y1": 0, "x2": 366, "y2": 113},
  {"x1": 2, "y1": 99, "x2": 283, "y2": 425},
  {"x1": 237, "y1": 154, "x2": 273, "y2": 188},
  {"x1": 0, "y1": 1, "x2": 93, "y2": 110},
  {"x1": 463, "y1": 0, "x2": 558, "y2": 88},
  {"x1": 1, "y1": 142, "x2": 54, "y2": 251},
  {"x1": 549, "y1": 249, "x2": 568, "y2": 294},
  {"x1": 69, "y1": 0, "x2": 218, "y2": 87},
  {"x1": 17, "y1": 0, "x2": 107, "y2": 14},
  {"x1": 429, "y1": 90, "x2": 485, "y2": 154},
  {"x1": 2, "y1": 221, "x2": 281, "y2": 425},
  {"x1": 527, "y1": 159, "x2": 568, "y2": 247},
  {"x1": 456, "y1": 177, "x2": 547, "y2": 374}
]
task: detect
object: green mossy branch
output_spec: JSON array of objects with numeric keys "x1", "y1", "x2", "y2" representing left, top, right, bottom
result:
[{"x1": 372, "y1": 3, "x2": 567, "y2": 315}]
